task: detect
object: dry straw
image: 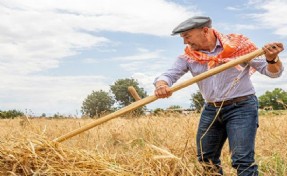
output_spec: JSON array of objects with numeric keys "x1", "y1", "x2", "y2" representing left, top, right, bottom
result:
[
  {"x1": 0, "y1": 136, "x2": 128, "y2": 175},
  {"x1": 0, "y1": 116, "x2": 202, "y2": 175}
]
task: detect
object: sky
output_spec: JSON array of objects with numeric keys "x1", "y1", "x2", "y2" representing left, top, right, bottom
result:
[{"x1": 0, "y1": 0, "x2": 287, "y2": 116}]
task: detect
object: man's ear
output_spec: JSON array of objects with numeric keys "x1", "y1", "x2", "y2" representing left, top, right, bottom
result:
[
  {"x1": 202, "y1": 27, "x2": 209, "y2": 34},
  {"x1": 201, "y1": 27, "x2": 210, "y2": 37}
]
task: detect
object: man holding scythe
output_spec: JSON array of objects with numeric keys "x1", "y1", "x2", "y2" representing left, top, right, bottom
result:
[{"x1": 154, "y1": 16, "x2": 284, "y2": 175}]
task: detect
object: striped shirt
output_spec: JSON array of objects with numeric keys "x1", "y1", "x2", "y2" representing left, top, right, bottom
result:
[{"x1": 154, "y1": 39, "x2": 284, "y2": 102}]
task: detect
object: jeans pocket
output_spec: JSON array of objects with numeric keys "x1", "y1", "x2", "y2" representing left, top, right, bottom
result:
[{"x1": 234, "y1": 95, "x2": 259, "y2": 128}]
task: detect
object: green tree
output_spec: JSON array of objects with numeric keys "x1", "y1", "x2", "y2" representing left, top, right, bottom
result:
[
  {"x1": 167, "y1": 105, "x2": 183, "y2": 114},
  {"x1": 110, "y1": 78, "x2": 147, "y2": 115},
  {"x1": 167, "y1": 105, "x2": 182, "y2": 109},
  {"x1": 0, "y1": 109, "x2": 24, "y2": 119},
  {"x1": 190, "y1": 90, "x2": 204, "y2": 112},
  {"x1": 153, "y1": 108, "x2": 164, "y2": 115},
  {"x1": 81, "y1": 90, "x2": 115, "y2": 118},
  {"x1": 258, "y1": 88, "x2": 287, "y2": 110}
]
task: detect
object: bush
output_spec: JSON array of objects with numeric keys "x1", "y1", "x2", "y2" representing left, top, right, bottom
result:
[{"x1": 0, "y1": 110, "x2": 24, "y2": 119}]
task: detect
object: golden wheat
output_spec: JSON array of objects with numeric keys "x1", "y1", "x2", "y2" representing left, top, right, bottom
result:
[{"x1": 0, "y1": 111, "x2": 286, "y2": 175}]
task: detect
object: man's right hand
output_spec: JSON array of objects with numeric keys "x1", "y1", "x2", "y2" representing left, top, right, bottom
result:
[{"x1": 154, "y1": 81, "x2": 172, "y2": 98}]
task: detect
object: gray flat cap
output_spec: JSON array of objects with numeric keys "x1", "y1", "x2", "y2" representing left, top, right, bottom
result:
[{"x1": 171, "y1": 16, "x2": 212, "y2": 35}]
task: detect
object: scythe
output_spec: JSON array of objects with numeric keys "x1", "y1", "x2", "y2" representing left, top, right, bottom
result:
[{"x1": 53, "y1": 49, "x2": 264, "y2": 143}]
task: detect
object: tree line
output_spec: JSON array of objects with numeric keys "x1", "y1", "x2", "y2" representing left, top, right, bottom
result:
[
  {"x1": 189, "y1": 88, "x2": 287, "y2": 112},
  {"x1": 1, "y1": 78, "x2": 286, "y2": 119},
  {"x1": 81, "y1": 77, "x2": 287, "y2": 118}
]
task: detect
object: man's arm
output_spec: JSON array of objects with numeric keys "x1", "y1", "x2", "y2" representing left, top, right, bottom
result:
[{"x1": 154, "y1": 58, "x2": 189, "y2": 98}]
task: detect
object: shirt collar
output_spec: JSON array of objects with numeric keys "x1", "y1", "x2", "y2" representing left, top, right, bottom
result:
[{"x1": 200, "y1": 38, "x2": 222, "y2": 54}]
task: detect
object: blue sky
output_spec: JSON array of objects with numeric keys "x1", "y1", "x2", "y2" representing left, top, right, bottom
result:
[{"x1": 0, "y1": 0, "x2": 286, "y2": 116}]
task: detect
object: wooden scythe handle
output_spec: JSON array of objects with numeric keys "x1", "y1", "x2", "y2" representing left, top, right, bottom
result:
[
  {"x1": 128, "y1": 86, "x2": 142, "y2": 101},
  {"x1": 53, "y1": 49, "x2": 264, "y2": 143}
]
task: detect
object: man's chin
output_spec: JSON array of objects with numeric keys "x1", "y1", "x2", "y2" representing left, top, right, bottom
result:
[{"x1": 188, "y1": 45, "x2": 197, "y2": 51}]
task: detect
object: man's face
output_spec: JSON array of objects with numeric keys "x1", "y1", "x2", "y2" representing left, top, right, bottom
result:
[{"x1": 180, "y1": 28, "x2": 206, "y2": 51}]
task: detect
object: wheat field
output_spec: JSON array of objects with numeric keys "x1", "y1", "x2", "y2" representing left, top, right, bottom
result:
[{"x1": 0, "y1": 111, "x2": 286, "y2": 175}]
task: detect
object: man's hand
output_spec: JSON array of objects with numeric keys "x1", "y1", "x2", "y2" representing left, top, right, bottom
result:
[
  {"x1": 262, "y1": 42, "x2": 284, "y2": 73},
  {"x1": 154, "y1": 81, "x2": 172, "y2": 98},
  {"x1": 263, "y1": 42, "x2": 284, "y2": 62}
]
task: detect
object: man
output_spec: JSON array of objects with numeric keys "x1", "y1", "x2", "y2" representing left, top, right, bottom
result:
[{"x1": 154, "y1": 16, "x2": 284, "y2": 175}]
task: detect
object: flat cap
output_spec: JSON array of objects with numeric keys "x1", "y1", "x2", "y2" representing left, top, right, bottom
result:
[{"x1": 171, "y1": 16, "x2": 212, "y2": 35}]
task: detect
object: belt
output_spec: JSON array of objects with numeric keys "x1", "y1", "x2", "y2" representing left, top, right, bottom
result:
[{"x1": 207, "y1": 95, "x2": 252, "y2": 108}]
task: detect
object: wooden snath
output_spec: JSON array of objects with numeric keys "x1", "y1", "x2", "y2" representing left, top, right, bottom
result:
[{"x1": 53, "y1": 49, "x2": 264, "y2": 143}]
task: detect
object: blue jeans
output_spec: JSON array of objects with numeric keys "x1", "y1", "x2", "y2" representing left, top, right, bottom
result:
[{"x1": 196, "y1": 95, "x2": 259, "y2": 176}]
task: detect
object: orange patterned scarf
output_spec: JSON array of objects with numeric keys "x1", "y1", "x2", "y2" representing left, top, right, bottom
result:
[{"x1": 182, "y1": 29, "x2": 258, "y2": 72}]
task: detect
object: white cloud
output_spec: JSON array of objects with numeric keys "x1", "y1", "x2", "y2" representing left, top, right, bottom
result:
[
  {"x1": 82, "y1": 58, "x2": 99, "y2": 64},
  {"x1": 248, "y1": 0, "x2": 287, "y2": 37},
  {"x1": 118, "y1": 48, "x2": 172, "y2": 73},
  {"x1": 216, "y1": 23, "x2": 259, "y2": 32},
  {"x1": 0, "y1": 5, "x2": 109, "y2": 75},
  {"x1": 219, "y1": 1, "x2": 287, "y2": 38},
  {"x1": 226, "y1": 6, "x2": 242, "y2": 11},
  {"x1": 0, "y1": 0, "x2": 197, "y2": 75},
  {"x1": 0, "y1": 0, "x2": 197, "y2": 115},
  {"x1": 0, "y1": 75, "x2": 108, "y2": 115},
  {"x1": 115, "y1": 48, "x2": 164, "y2": 61}
]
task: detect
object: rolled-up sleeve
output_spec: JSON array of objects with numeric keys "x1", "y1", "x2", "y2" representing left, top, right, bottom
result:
[
  {"x1": 249, "y1": 57, "x2": 284, "y2": 78},
  {"x1": 154, "y1": 58, "x2": 189, "y2": 87}
]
